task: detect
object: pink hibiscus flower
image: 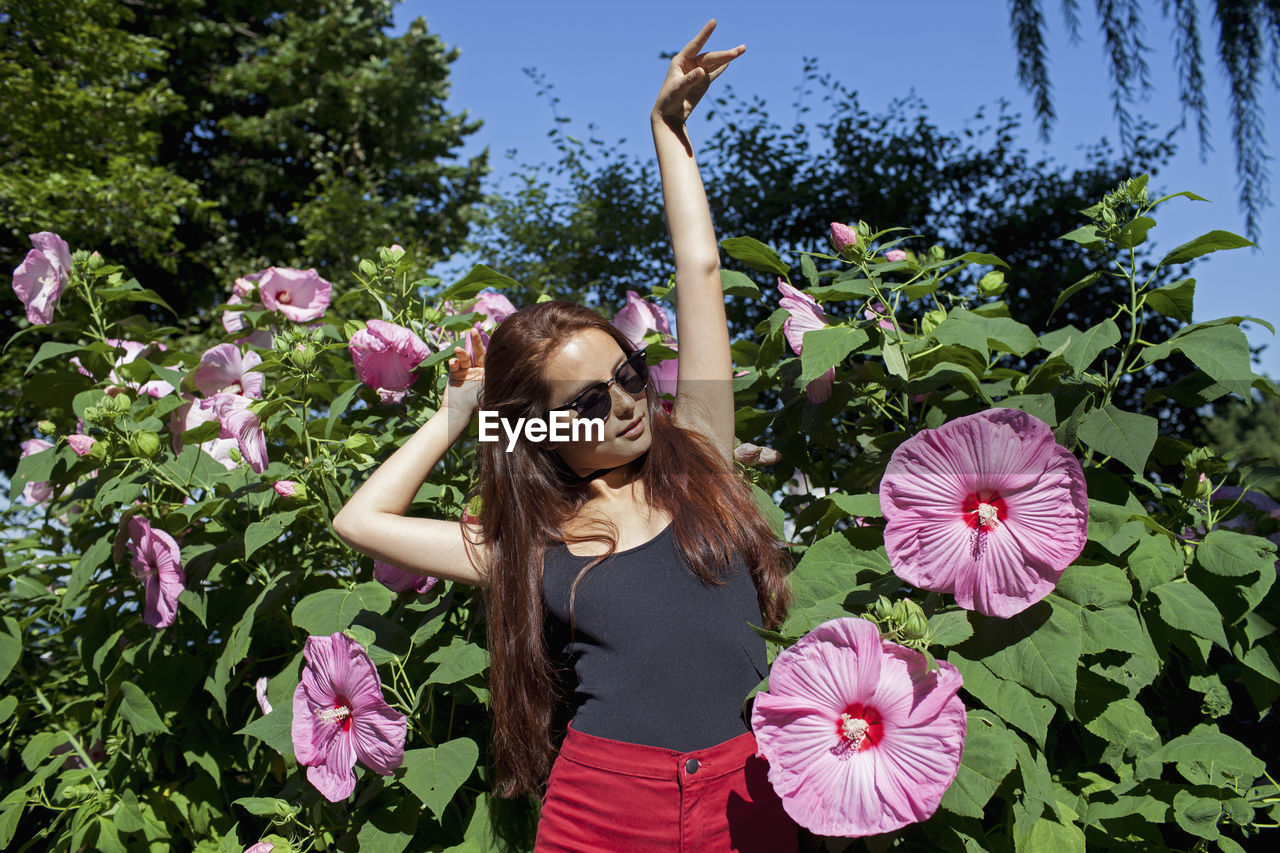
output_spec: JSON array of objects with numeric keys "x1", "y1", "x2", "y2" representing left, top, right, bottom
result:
[
  {"x1": 291, "y1": 631, "x2": 407, "y2": 802},
  {"x1": 19, "y1": 438, "x2": 57, "y2": 504},
  {"x1": 192, "y1": 343, "x2": 264, "y2": 398},
  {"x1": 884, "y1": 249, "x2": 908, "y2": 263},
  {"x1": 373, "y1": 559, "x2": 439, "y2": 595},
  {"x1": 199, "y1": 393, "x2": 269, "y2": 473},
  {"x1": 750, "y1": 617, "x2": 966, "y2": 837},
  {"x1": 67, "y1": 434, "x2": 96, "y2": 457},
  {"x1": 777, "y1": 278, "x2": 835, "y2": 403},
  {"x1": 863, "y1": 301, "x2": 895, "y2": 332},
  {"x1": 71, "y1": 338, "x2": 174, "y2": 398},
  {"x1": 12, "y1": 232, "x2": 72, "y2": 325},
  {"x1": 255, "y1": 676, "x2": 274, "y2": 715},
  {"x1": 454, "y1": 290, "x2": 517, "y2": 359},
  {"x1": 612, "y1": 290, "x2": 672, "y2": 346},
  {"x1": 125, "y1": 515, "x2": 186, "y2": 629},
  {"x1": 348, "y1": 319, "x2": 433, "y2": 405},
  {"x1": 170, "y1": 393, "x2": 239, "y2": 470},
  {"x1": 880, "y1": 408, "x2": 1088, "y2": 618},
  {"x1": 258, "y1": 267, "x2": 332, "y2": 323},
  {"x1": 734, "y1": 443, "x2": 782, "y2": 467}
]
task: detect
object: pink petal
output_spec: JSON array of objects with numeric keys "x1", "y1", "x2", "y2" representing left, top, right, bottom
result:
[
  {"x1": 350, "y1": 699, "x2": 406, "y2": 775},
  {"x1": 805, "y1": 367, "x2": 835, "y2": 404},
  {"x1": 306, "y1": 729, "x2": 357, "y2": 802},
  {"x1": 258, "y1": 267, "x2": 332, "y2": 323},
  {"x1": 612, "y1": 291, "x2": 671, "y2": 346},
  {"x1": 12, "y1": 249, "x2": 62, "y2": 325},
  {"x1": 29, "y1": 232, "x2": 72, "y2": 277}
]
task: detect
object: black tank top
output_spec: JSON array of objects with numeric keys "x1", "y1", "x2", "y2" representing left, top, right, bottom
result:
[{"x1": 540, "y1": 521, "x2": 769, "y2": 752}]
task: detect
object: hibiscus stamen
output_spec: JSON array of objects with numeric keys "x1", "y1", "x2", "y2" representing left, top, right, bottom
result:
[
  {"x1": 277, "y1": 290, "x2": 292, "y2": 304},
  {"x1": 316, "y1": 703, "x2": 352, "y2": 726},
  {"x1": 831, "y1": 703, "x2": 882, "y2": 759},
  {"x1": 840, "y1": 714, "x2": 870, "y2": 749}
]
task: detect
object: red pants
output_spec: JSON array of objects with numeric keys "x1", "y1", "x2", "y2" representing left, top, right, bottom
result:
[{"x1": 535, "y1": 720, "x2": 800, "y2": 852}]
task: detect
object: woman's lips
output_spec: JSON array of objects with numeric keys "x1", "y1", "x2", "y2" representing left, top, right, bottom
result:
[{"x1": 619, "y1": 415, "x2": 643, "y2": 438}]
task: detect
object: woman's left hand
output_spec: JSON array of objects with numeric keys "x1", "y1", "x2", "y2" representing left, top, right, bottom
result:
[{"x1": 652, "y1": 19, "x2": 744, "y2": 124}]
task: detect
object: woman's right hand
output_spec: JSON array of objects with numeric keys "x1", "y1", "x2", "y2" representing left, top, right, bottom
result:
[{"x1": 441, "y1": 328, "x2": 486, "y2": 416}]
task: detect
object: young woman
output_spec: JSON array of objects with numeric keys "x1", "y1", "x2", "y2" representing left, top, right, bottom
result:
[{"x1": 332, "y1": 20, "x2": 799, "y2": 851}]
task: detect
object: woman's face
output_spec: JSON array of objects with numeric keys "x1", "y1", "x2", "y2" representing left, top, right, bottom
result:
[{"x1": 541, "y1": 328, "x2": 652, "y2": 474}]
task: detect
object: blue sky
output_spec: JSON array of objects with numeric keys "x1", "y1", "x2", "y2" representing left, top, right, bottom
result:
[{"x1": 395, "y1": 0, "x2": 1280, "y2": 379}]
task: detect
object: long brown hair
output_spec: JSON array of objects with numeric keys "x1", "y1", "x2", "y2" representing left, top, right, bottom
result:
[{"x1": 462, "y1": 300, "x2": 792, "y2": 799}]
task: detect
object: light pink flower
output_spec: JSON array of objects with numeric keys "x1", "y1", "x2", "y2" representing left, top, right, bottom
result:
[
  {"x1": 830, "y1": 222, "x2": 858, "y2": 254},
  {"x1": 880, "y1": 409, "x2": 1088, "y2": 618},
  {"x1": 200, "y1": 393, "x2": 269, "y2": 473},
  {"x1": 470, "y1": 291, "x2": 517, "y2": 329},
  {"x1": 234, "y1": 270, "x2": 265, "y2": 299},
  {"x1": 125, "y1": 515, "x2": 186, "y2": 629},
  {"x1": 244, "y1": 843, "x2": 274, "y2": 853},
  {"x1": 71, "y1": 338, "x2": 173, "y2": 397},
  {"x1": 349, "y1": 319, "x2": 432, "y2": 405},
  {"x1": 750, "y1": 617, "x2": 966, "y2": 837},
  {"x1": 373, "y1": 559, "x2": 439, "y2": 595},
  {"x1": 863, "y1": 301, "x2": 895, "y2": 332},
  {"x1": 193, "y1": 344, "x2": 264, "y2": 398},
  {"x1": 20, "y1": 438, "x2": 56, "y2": 504},
  {"x1": 170, "y1": 393, "x2": 238, "y2": 470},
  {"x1": 274, "y1": 480, "x2": 299, "y2": 499},
  {"x1": 884, "y1": 249, "x2": 908, "y2": 263},
  {"x1": 291, "y1": 632, "x2": 407, "y2": 802},
  {"x1": 68, "y1": 434, "x2": 96, "y2": 456},
  {"x1": 255, "y1": 676, "x2": 274, "y2": 715},
  {"x1": 777, "y1": 279, "x2": 835, "y2": 403},
  {"x1": 12, "y1": 232, "x2": 72, "y2": 325},
  {"x1": 258, "y1": 267, "x2": 332, "y2": 323},
  {"x1": 613, "y1": 290, "x2": 672, "y2": 347}
]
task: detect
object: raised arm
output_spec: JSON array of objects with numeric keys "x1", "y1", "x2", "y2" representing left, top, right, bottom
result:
[
  {"x1": 651, "y1": 19, "x2": 742, "y2": 461},
  {"x1": 331, "y1": 329, "x2": 490, "y2": 586}
]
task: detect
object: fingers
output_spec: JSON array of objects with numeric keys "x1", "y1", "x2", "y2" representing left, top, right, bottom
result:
[
  {"x1": 676, "y1": 19, "x2": 716, "y2": 61},
  {"x1": 470, "y1": 328, "x2": 486, "y2": 367}
]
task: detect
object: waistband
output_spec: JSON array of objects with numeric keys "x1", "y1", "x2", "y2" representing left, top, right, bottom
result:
[{"x1": 558, "y1": 720, "x2": 760, "y2": 782}]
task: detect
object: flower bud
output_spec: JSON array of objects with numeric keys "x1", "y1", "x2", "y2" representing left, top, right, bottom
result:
[
  {"x1": 89, "y1": 440, "x2": 109, "y2": 464},
  {"x1": 107, "y1": 393, "x2": 132, "y2": 413},
  {"x1": 229, "y1": 446, "x2": 242, "y2": 463},
  {"x1": 922, "y1": 308, "x2": 947, "y2": 334},
  {"x1": 83, "y1": 406, "x2": 105, "y2": 425},
  {"x1": 830, "y1": 222, "x2": 858, "y2": 255},
  {"x1": 978, "y1": 271, "x2": 1007, "y2": 296},
  {"x1": 870, "y1": 595, "x2": 894, "y2": 623},
  {"x1": 290, "y1": 343, "x2": 317, "y2": 371},
  {"x1": 359, "y1": 258, "x2": 378, "y2": 276},
  {"x1": 274, "y1": 480, "x2": 307, "y2": 500},
  {"x1": 87, "y1": 251, "x2": 104, "y2": 271},
  {"x1": 884, "y1": 249, "x2": 908, "y2": 263},
  {"x1": 891, "y1": 599, "x2": 910, "y2": 624},
  {"x1": 37, "y1": 419, "x2": 56, "y2": 434},
  {"x1": 129, "y1": 430, "x2": 160, "y2": 459},
  {"x1": 902, "y1": 611, "x2": 929, "y2": 640}
]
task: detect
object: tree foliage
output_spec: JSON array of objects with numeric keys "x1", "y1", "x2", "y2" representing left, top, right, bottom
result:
[{"x1": 1005, "y1": 0, "x2": 1280, "y2": 240}]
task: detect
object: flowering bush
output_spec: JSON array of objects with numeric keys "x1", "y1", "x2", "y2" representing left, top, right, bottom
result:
[{"x1": 2, "y1": 175, "x2": 1277, "y2": 851}]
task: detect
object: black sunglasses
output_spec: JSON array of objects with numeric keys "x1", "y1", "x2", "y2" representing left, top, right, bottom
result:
[{"x1": 549, "y1": 349, "x2": 649, "y2": 421}]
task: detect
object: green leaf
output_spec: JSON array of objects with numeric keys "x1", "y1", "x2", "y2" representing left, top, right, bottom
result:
[
  {"x1": 439, "y1": 265, "x2": 520, "y2": 302},
  {"x1": 1142, "y1": 724, "x2": 1265, "y2": 788},
  {"x1": 953, "y1": 251, "x2": 1011, "y2": 269},
  {"x1": 951, "y1": 654, "x2": 1055, "y2": 747},
  {"x1": 1053, "y1": 564, "x2": 1132, "y2": 608},
  {"x1": 25, "y1": 341, "x2": 85, "y2": 376},
  {"x1": 1144, "y1": 278, "x2": 1195, "y2": 322},
  {"x1": 961, "y1": 598, "x2": 1082, "y2": 710},
  {"x1": 118, "y1": 682, "x2": 169, "y2": 734},
  {"x1": 426, "y1": 639, "x2": 489, "y2": 684},
  {"x1": 1152, "y1": 581, "x2": 1228, "y2": 648},
  {"x1": 1150, "y1": 189, "x2": 1210, "y2": 206},
  {"x1": 798, "y1": 327, "x2": 868, "y2": 385},
  {"x1": 1059, "y1": 225, "x2": 1105, "y2": 251},
  {"x1": 721, "y1": 236, "x2": 789, "y2": 276},
  {"x1": 1159, "y1": 230, "x2": 1257, "y2": 266},
  {"x1": 928, "y1": 610, "x2": 973, "y2": 647},
  {"x1": 825, "y1": 492, "x2": 884, "y2": 519},
  {"x1": 1062, "y1": 319, "x2": 1120, "y2": 376},
  {"x1": 1196, "y1": 529, "x2": 1278, "y2": 578},
  {"x1": 940, "y1": 710, "x2": 1018, "y2": 818},
  {"x1": 1114, "y1": 216, "x2": 1157, "y2": 249},
  {"x1": 0, "y1": 622, "x2": 20, "y2": 684},
  {"x1": 1143, "y1": 325, "x2": 1255, "y2": 397},
  {"x1": 1082, "y1": 697, "x2": 1160, "y2": 758},
  {"x1": 1050, "y1": 272, "x2": 1102, "y2": 318},
  {"x1": 751, "y1": 483, "x2": 786, "y2": 539},
  {"x1": 787, "y1": 533, "x2": 868, "y2": 611},
  {"x1": 1127, "y1": 533, "x2": 1183, "y2": 598},
  {"x1": 293, "y1": 583, "x2": 395, "y2": 635},
  {"x1": 719, "y1": 269, "x2": 760, "y2": 298},
  {"x1": 1016, "y1": 814, "x2": 1085, "y2": 852},
  {"x1": 1077, "y1": 406, "x2": 1157, "y2": 475},
  {"x1": 882, "y1": 340, "x2": 908, "y2": 380},
  {"x1": 245, "y1": 509, "x2": 301, "y2": 559},
  {"x1": 1173, "y1": 789, "x2": 1222, "y2": 840},
  {"x1": 401, "y1": 738, "x2": 480, "y2": 821}
]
